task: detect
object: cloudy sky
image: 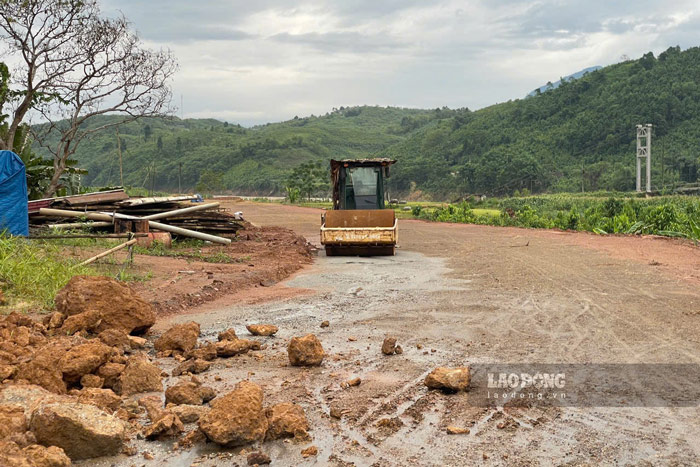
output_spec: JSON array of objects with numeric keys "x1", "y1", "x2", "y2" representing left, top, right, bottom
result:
[{"x1": 100, "y1": 0, "x2": 700, "y2": 126}]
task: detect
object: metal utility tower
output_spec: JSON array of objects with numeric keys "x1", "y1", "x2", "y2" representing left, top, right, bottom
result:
[{"x1": 636, "y1": 124, "x2": 652, "y2": 192}]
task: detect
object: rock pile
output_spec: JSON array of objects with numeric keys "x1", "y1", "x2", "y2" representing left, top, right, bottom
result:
[{"x1": 0, "y1": 277, "x2": 320, "y2": 464}]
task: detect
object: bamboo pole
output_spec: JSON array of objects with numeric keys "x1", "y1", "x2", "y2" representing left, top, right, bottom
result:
[
  {"x1": 141, "y1": 202, "x2": 219, "y2": 220},
  {"x1": 79, "y1": 239, "x2": 138, "y2": 266},
  {"x1": 146, "y1": 220, "x2": 231, "y2": 244},
  {"x1": 47, "y1": 221, "x2": 113, "y2": 229},
  {"x1": 40, "y1": 209, "x2": 113, "y2": 222}
]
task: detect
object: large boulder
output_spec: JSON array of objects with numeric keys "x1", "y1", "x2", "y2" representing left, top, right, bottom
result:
[
  {"x1": 424, "y1": 367, "x2": 470, "y2": 392},
  {"x1": 59, "y1": 340, "x2": 114, "y2": 383},
  {"x1": 30, "y1": 401, "x2": 127, "y2": 460},
  {"x1": 198, "y1": 381, "x2": 267, "y2": 447},
  {"x1": 264, "y1": 402, "x2": 310, "y2": 440},
  {"x1": 115, "y1": 356, "x2": 162, "y2": 396},
  {"x1": 154, "y1": 322, "x2": 200, "y2": 353},
  {"x1": 54, "y1": 276, "x2": 155, "y2": 335},
  {"x1": 0, "y1": 441, "x2": 71, "y2": 467},
  {"x1": 15, "y1": 340, "x2": 75, "y2": 394},
  {"x1": 287, "y1": 334, "x2": 324, "y2": 367}
]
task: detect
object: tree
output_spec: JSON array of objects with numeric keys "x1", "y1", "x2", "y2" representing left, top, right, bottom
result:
[
  {"x1": 0, "y1": 61, "x2": 85, "y2": 198},
  {"x1": 0, "y1": 0, "x2": 177, "y2": 196},
  {"x1": 195, "y1": 170, "x2": 225, "y2": 195},
  {"x1": 285, "y1": 161, "x2": 328, "y2": 201}
]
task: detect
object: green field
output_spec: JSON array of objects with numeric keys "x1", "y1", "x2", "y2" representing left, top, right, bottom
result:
[{"x1": 412, "y1": 194, "x2": 700, "y2": 241}]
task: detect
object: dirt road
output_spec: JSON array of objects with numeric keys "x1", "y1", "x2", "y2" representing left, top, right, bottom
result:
[{"x1": 136, "y1": 201, "x2": 700, "y2": 466}]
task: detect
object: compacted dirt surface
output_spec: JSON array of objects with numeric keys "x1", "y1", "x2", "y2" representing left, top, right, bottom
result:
[{"x1": 88, "y1": 200, "x2": 699, "y2": 466}]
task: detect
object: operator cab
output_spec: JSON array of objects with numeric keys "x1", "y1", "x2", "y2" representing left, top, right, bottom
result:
[{"x1": 332, "y1": 159, "x2": 394, "y2": 210}]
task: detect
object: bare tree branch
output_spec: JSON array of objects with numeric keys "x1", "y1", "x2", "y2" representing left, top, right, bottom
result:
[{"x1": 0, "y1": 0, "x2": 177, "y2": 196}]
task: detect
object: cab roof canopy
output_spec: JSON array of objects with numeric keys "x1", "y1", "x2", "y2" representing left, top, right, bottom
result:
[{"x1": 330, "y1": 158, "x2": 396, "y2": 170}]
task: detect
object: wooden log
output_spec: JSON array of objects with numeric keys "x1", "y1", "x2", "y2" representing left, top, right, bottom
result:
[
  {"x1": 79, "y1": 239, "x2": 138, "y2": 266},
  {"x1": 28, "y1": 234, "x2": 148, "y2": 239}
]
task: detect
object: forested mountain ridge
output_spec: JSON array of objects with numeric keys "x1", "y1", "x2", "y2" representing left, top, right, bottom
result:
[
  {"x1": 34, "y1": 106, "x2": 438, "y2": 195},
  {"x1": 380, "y1": 46, "x2": 700, "y2": 197},
  {"x1": 36, "y1": 46, "x2": 700, "y2": 198}
]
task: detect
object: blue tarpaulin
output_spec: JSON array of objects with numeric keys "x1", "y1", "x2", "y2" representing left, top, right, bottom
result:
[{"x1": 0, "y1": 150, "x2": 29, "y2": 236}]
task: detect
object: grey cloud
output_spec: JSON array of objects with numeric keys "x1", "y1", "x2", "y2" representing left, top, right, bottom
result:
[
  {"x1": 142, "y1": 24, "x2": 252, "y2": 43},
  {"x1": 325, "y1": 0, "x2": 428, "y2": 26},
  {"x1": 495, "y1": 0, "x2": 675, "y2": 38},
  {"x1": 97, "y1": 0, "x2": 700, "y2": 125},
  {"x1": 100, "y1": 0, "x2": 268, "y2": 41},
  {"x1": 269, "y1": 31, "x2": 408, "y2": 53}
]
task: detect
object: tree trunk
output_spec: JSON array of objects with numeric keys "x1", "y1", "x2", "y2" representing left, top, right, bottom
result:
[
  {"x1": 44, "y1": 143, "x2": 69, "y2": 198},
  {"x1": 45, "y1": 169, "x2": 63, "y2": 198}
]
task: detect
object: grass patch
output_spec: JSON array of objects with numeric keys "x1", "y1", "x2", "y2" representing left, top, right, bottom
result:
[
  {"x1": 293, "y1": 200, "x2": 332, "y2": 209},
  {"x1": 472, "y1": 208, "x2": 501, "y2": 217},
  {"x1": 0, "y1": 235, "x2": 98, "y2": 310}
]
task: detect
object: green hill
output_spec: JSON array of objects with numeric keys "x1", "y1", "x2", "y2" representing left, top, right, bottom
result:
[
  {"x1": 37, "y1": 46, "x2": 700, "y2": 198},
  {"x1": 38, "y1": 106, "x2": 436, "y2": 195},
  {"x1": 380, "y1": 46, "x2": 700, "y2": 197}
]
